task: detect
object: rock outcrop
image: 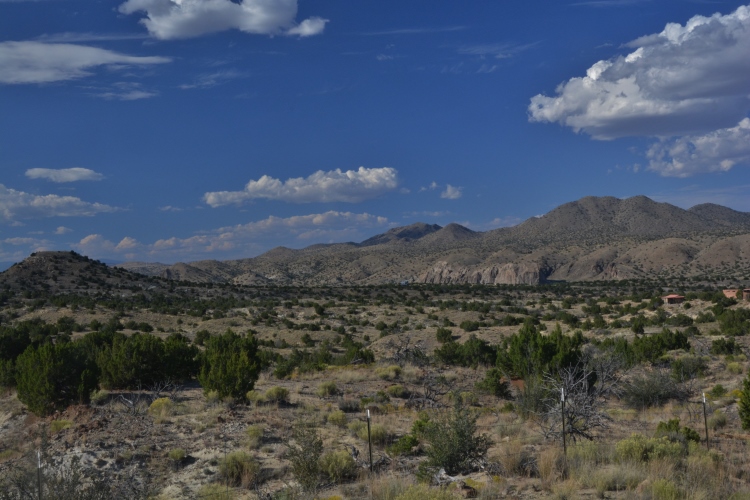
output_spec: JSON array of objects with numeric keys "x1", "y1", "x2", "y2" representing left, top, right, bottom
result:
[{"x1": 418, "y1": 261, "x2": 546, "y2": 285}]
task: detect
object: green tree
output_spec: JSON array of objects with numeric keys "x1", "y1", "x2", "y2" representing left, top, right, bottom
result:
[
  {"x1": 198, "y1": 329, "x2": 260, "y2": 401},
  {"x1": 16, "y1": 342, "x2": 98, "y2": 416},
  {"x1": 97, "y1": 333, "x2": 167, "y2": 389}
]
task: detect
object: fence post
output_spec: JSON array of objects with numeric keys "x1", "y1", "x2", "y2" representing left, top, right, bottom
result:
[
  {"x1": 37, "y1": 450, "x2": 42, "y2": 500},
  {"x1": 367, "y1": 409, "x2": 373, "y2": 473}
]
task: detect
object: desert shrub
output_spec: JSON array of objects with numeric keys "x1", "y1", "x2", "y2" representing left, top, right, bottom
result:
[
  {"x1": 168, "y1": 448, "x2": 186, "y2": 462},
  {"x1": 728, "y1": 361, "x2": 743, "y2": 374},
  {"x1": 671, "y1": 355, "x2": 707, "y2": 381},
  {"x1": 90, "y1": 389, "x2": 109, "y2": 406},
  {"x1": 386, "y1": 384, "x2": 409, "y2": 398},
  {"x1": 198, "y1": 330, "x2": 260, "y2": 402},
  {"x1": 0, "y1": 359, "x2": 15, "y2": 388},
  {"x1": 710, "y1": 337, "x2": 742, "y2": 355},
  {"x1": 375, "y1": 365, "x2": 401, "y2": 380},
  {"x1": 393, "y1": 484, "x2": 456, "y2": 500},
  {"x1": 194, "y1": 329, "x2": 211, "y2": 346},
  {"x1": 419, "y1": 397, "x2": 491, "y2": 476},
  {"x1": 50, "y1": 419, "x2": 73, "y2": 433},
  {"x1": 317, "y1": 381, "x2": 338, "y2": 397},
  {"x1": 475, "y1": 367, "x2": 512, "y2": 398},
  {"x1": 197, "y1": 484, "x2": 234, "y2": 500},
  {"x1": 459, "y1": 320, "x2": 480, "y2": 332},
  {"x1": 97, "y1": 332, "x2": 169, "y2": 389},
  {"x1": 493, "y1": 439, "x2": 537, "y2": 477},
  {"x1": 16, "y1": 341, "x2": 98, "y2": 416},
  {"x1": 355, "y1": 423, "x2": 388, "y2": 445},
  {"x1": 338, "y1": 399, "x2": 360, "y2": 412},
  {"x1": 435, "y1": 327, "x2": 453, "y2": 343},
  {"x1": 246, "y1": 390, "x2": 265, "y2": 404},
  {"x1": 327, "y1": 410, "x2": 348, "y2": 427},
  {"x1": 148, "y1": 397, "x2": 174, "y2": 420},
  {"x1": 265, "y1": 386, "x2": 290, "y2": 404},
  {"x1": 319, "y1": 450, "x2": 357, "y2": 483},
  {"x1": 387, "y1": 434, "x2": 419, "y2": 456},
  {"x1": 621, "y1": 370, "x2": 688, "y2": 409},
  {"x1": 348, "y1": 420, "x2": 366, "y2": 437},
  {"x1": 496, "y1": 321, "x2": 583, "y2": 378},
  {"x1": 245, "y1": 425, "x2": 264, "y2": 448},
  {"x1": 708, "y1": 410, "x2": 727, "y2": 431},
  {"x1": 652, "y1": 479, "x2": 680, "y2": 500},
  {"x1": 162, "y1": 333, "x2": 200, "y2": 382},
  {"x1": 615, "y1": 434, "x2": 684, "y2": 462},
  {"x1": 219, "y1": 451, "x2": 259, "y2": 487},
  {"x1": 434, "y1": 335, "x2": 496, "y2": 367},
  {"x1": 654, "y1": 418, "x2": 700, "y2": 443},
  {"x1": 286, "y1": 424, "x2": 323, "y2": 492},
  {"x1": 709, "y1": 384, "x2": 727, "y2": 398}
]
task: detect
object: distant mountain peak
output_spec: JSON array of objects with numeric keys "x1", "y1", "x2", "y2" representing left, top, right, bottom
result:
[{"x1": 359, "y1": 222, "x2": 442, "y2": 247}]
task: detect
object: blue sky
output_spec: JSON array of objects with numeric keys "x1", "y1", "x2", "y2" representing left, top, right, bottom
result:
[{"x1": 1, "y1": 0, "x2": 749, "y2": 265}]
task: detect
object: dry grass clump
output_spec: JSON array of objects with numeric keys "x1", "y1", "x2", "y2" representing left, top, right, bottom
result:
[
  {"x1": 196, "y1": 483, "x2": 234, "y2": 500},
  {"x1": 148, "y1": 397, "x2": 174, "y2": 423},
  {"x1": 317, "y1": 381, "x2": 339, "y2": 398},
  {"x1": 492, "y1": 440, "x2": 536, "y2": 477},
  {"x1": 375, "y1": 365, "x2": 402, "y2": 381},
  {"x1": 320, "y1": 449, "x2": 357, "y2": 483},
  {"x1": 368, "y1": 474, "x2": 414, "y2": 500},
  {"x1": 265, "y1": 386, "x2": 290, "y2": 404},
  {"x1": 50, "y1": 419, "x2": 73, "y2": 433},
  {"x1": 218, "y1": 451, "x2": 259, "y2": 487},
  {"x1": 327, "y1": 410, "x2": 348, "y2": 427},
  {"x1": 245, "y1": 424, "x2": 264, "y2": 449}
]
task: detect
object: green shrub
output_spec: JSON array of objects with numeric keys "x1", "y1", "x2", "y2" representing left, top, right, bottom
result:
[
  {"x1": 168, "y1": 448, "x2": 186, "y2": 462},
  {"x1": 420, "y1": 398, "x2": 491, "y2": 475},
  {"x1": 327, "y1": 410, "x2": 348, "y2": 427},
  {"x1": 148, "y1": 397, "x2": 174, "y2": 420},
  {"x1": 615, "y1": 434, "x2": 684, "y2": 463},
  {"x1": 319, "y1": 450, "x2": 357, "y2": 483},
  {"x1": 436, "y1": 327, "x2": 453, "y2": 343},
  {"x1": 317, "y1": 381, "x2": 338, "y2": 397},
  {"x1": 709, "y1": 384, "x2": 727, "y2": 398},
  {"x1": 375, "y1": 365, "x2": 401, "y2": 380},
  {"x1": 475, "y1": 367, "x2": 512, "y2": 398},
  {"x1": 246, "y1": 390, "x2": 265, "y2": 404},
  {"x1": 16, "y1": 342, "x2": 98, "y2": 416},
  {"x1": 197, "y1": 484, "x2": 234, "y2": 500},
  {"x1": 348, "y1": 420, "x2": 366, "y2": 437},
  {"x1": 265, "y1": 386, "x2": 290, "y2": 404},
  {"x1": 652, "y1": 479, "x2": 680, "y2": 500},
  {"x1": 622, "y1": 370, "x2": 687, "y2": 409},
  {"x1": 708, "y1": 410, "x2": 727, "y2": 431},
  {"x1": 50, "y1": 419, "x2": 72, "y2": 433},
  {"x1": 286, "y1": 424, "x2": 323, "y2": 492},
  {"x1": 671, "y1": 355, "x2": 707, "y2": 381},
  {"x1": 727, "y1": 362, "x2": 743, "y2": 375},
  {"x1": 387, "y1": 434, "x2": 419, "y2": 456},
  {"x1": 394, "y1": 484, "x2": 457, "y2": 500},
  {"x1": 356, "y1": 423, "x2": 388, "y2": 445},
  {"x1": 739, "y1": 372, "x2": 750, "y2": 430},
  {"x1": 338, "y1": 399, "x2": 360, "y2": 412},
  {"x1": 654, "y1": 418, "x2": 700, "y2": 443},
  {"x1": 710, "y1": 337, "x2": 742, "y2": 355},
  {"x1": 198, "y1": 330, "x2": 260, "y2": 402},
  {"x1": 97, "y1": 333, "x2": 168, "y2": 389},
  {"x1": 219, "y1": 451, "x2": 259, "y2": 487},
  {"x1": 386, "y1": 384, "x2": 409, "y2": 398},
  {"x1": 245, "y1": 425, "x2": 264, "y2": 448}
]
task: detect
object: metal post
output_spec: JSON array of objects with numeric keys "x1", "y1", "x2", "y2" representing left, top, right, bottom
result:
[
  {"x1": 702, "y1": 393, "x2": 710, "y2": 450},
  {"x1": 367, "y1": 409, "x2": 373, "y2": 473},
  {"x1": 561, "y1": 388, "x2": 567, "y2": 457},
  {"x1": 37, "y1": 450, "x2": 42, "y2": 500}
]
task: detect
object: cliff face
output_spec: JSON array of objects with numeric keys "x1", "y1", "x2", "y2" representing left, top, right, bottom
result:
[{"x1": 418, "y1": 261, "x2": 547, "y2": 285}]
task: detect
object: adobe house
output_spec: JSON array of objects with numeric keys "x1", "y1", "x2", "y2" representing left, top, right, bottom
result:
[
  {"x1": 662, "y1": 294, "x2": 685, "y2": 305},
  {"x1": 723, "y1": 289, "x2": 750, "y2": 300}
]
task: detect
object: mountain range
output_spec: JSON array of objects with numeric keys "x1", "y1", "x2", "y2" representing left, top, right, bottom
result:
[{"x1": 110, "y1": 196, "x2": 750, "y2": 286}]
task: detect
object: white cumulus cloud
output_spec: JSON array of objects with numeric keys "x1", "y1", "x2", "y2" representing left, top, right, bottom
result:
[
  {"x1": 0, "y1": 184, "x2": 117, "y2": 223},
  {"x1": 528, "y1": 4, "x2": 750, "y2": 176},
  {"x1": 440, "y1": 184, "x2": 463, "y2": 200},
  {"x1": 204, "y1": 167, "x2": 399, "y2": 207},
  {"x1": 0, "y1": 41, "x2": 170, "y2": 84},
  {"x1": 118, "y1": 0, "x2": 328, "y2": 40},
  {"x1": 25, "y1": 167, "x2": 104, "y2": 183},
  {"x1": 647, "y1": 118, "x2": 750, "y2": 177}
]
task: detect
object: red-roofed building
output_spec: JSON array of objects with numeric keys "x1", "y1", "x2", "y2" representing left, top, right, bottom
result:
[{"x1": 662, "y1": 294, "x2": 685, "y2": 305}]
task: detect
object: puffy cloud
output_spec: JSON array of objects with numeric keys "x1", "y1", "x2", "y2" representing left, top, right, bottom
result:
[
  {"x1": 529, "y1": 5, "x2": 750, "y2": 140},
  {"x1": 440, "y1": 184, "x2": 463, "y2": 200},
  {"x1": 529, "y1": 4, "x2": 750, "y2": 176},
  {"x1": 25, "y1": 167, "x2": 104, "y2": 183},
  {"x1": 118, "y1": 0, "x2": 328, "y2": 40},
  {"x1": 0, "y1": 41, "x2": 170, "y2": 84},
  {"x1": 204, "y1": 167, "x2": 399, "y2": 206},
  {"x1": 0, "y1": 184, "x2": 117, "y2": 223},
  {"x1": 55, "y1": 226, "x2": 72, "y2": 235},
  {"x1": 647, "y1": 118, "x2": 750, "y2": 177}
]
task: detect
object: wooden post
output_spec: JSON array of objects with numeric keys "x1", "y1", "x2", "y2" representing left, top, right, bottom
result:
[
  {"x1": 367, "y1": 409, "x2": 373, "y2": 473},
  {"x1": 702, "y1": 393, "x2": 710, "y2": 450}
]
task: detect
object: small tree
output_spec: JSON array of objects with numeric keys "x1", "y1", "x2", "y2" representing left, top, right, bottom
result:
[
  {"x1": 198, "y1": 329, "x2": 260, "y2": 402},
  {"x1": 420, "y1": 395, "x2": 491, "y2": 476},
  {"x1": 286, "y1": 423, "x2": 323, "y2": 492}
]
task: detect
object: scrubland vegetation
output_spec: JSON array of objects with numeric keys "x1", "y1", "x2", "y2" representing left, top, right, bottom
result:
[{"x1": 2, "y1": 267, "x2": 750, "y2": 498}]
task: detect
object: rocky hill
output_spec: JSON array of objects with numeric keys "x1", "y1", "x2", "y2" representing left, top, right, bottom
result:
[{"x1": 105, "y1": 195, "x2": 750, "y2": 286}]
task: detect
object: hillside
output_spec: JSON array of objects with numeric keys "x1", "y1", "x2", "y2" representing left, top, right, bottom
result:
[{"x1": 113, "y1": 195, "x2": 750, "y2": 286}]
